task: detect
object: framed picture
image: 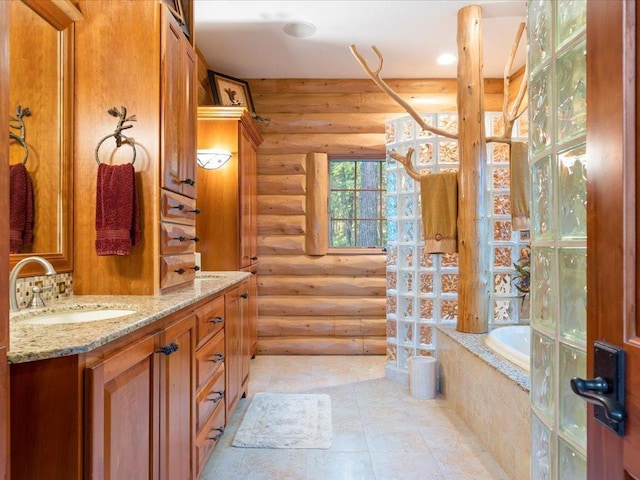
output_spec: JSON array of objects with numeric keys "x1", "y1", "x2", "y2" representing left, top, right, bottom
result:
[{"x1": 208, "y1": 70, "x2": 256, "y2": 115}]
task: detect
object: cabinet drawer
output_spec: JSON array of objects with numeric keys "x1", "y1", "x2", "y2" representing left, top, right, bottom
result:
[
  {"x1": 160, "y1": 254, "x2": 196, "y2": 290},
  {"x1": 196, "y1": 330, "x2": 225, "y2": 389},
  {"x1": 196, "y1": 399, "x2": 226, "y2": 477},
  {"x1": 160, "y1": 189, "x2": 198, "y2": 224},
  {"x1": 196, "y1": 363, "x2": 225, "y2": 432},
  {"x1": 195, "y1": 295, "x2": 225, "y2": 349},
  {"x1": 160, "y1": 222, "x2": 197, "y2": 255}
]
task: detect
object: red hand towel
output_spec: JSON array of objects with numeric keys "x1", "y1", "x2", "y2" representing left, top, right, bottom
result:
[
  {"x1": 9, "y1": 163, "x2": 35, "y2": 254},
  {"x1": 95, "y1": 163, "x2": 140, "y2": 256}
]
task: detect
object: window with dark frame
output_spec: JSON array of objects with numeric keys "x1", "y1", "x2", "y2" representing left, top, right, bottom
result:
[{"x1": 329, "y1": 156, "x2": 387, "y2": 248}]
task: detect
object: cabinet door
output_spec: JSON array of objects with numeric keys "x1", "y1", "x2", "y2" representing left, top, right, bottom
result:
[
  {"x1": 244, "y1": 267, "x2": 258, "y2": 357},
  {"x1": 161, "y1": 10, "x2": 196, "y2": 197},
  {"x1": 0, "y1": 346, "x2": 8, "y2": 480},
  {"x1": 239, "y1": 280, "x2": 251, "y2": 390},
  {"x1": 158, "y1": 314, "x2": 196, "y2": 480},
  {"x1": 239, "y1": 124, "x2": 258, "y2": 268},
  {"x1": 224, "y1": 287, "x2": 241, "y2": 417},
  {"x1": 86, "y1": 334, "x2": 160, "y2": 480}
]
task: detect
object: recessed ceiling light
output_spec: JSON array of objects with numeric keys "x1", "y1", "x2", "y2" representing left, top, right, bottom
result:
[
  {"x1": 283, "y1": 21, "x2": 316, "y2": 38},
  {"x1": 437, "y1": 53, "x2": 457, "y2": 66}
]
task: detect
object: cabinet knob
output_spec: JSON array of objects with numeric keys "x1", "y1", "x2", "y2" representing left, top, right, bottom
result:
[
  {"x1": 240, "y1": 293, "x2": 249, "y2": 299},
  {"x1": 172, "y1": 204, "x2": 185, "y2": 211},
  {"x1": 174, "y1": 235, "x2": 200, "y2": 243},
  {"x1": 250, "y1": 256, "x2": 258, "y2": 261},
  {"x1": 156, "y1": 342, "x2": 179, "y2": 355},
  {"x1": 208, "y1": 426, "x2": 225, "y2": 442},
  {"x1": 181, "y1": 178, "x2": 195, "y2": 186},
  {"x1": 208, "y1": 353, "x2": 224, "y2": 363},
  {"x1": 174, "y1": 268, "x2": 186, "y2": 275},
  {"x1": 208, "y1": 316, "x2": 224, "y2": 324},
  {"x1": 190, "y1": 208, "x2": 201, "y2": 214},
  {"x1": 207, "y1": 390, "x2": 225, "y2": 404},
  {"x1": 191, "y1": 265, "x2": 201, "y2": 271}
]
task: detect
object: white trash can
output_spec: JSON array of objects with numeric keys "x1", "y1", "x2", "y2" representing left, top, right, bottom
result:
[{"x1": 409, "y1": 356, "x2": 437, "y2": 399}]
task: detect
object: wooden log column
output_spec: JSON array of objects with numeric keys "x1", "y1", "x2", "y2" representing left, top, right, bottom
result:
[{"x1": 456, "y1": 5, "x2": 490, "y2": 333}]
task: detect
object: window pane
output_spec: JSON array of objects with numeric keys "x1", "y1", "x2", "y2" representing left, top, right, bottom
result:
[
  {"x1": 357, "y1": 191, "x2": 380, "y2": 219},
  {"x1": 330, "y1": 191, "x2": 354, "y2": 219},
  {"x1": 356, "y1": 220, "x2": 381, "y2": 247},
  {"x1": 331, "y1": 220, "x2": 355, "y2": 247},
  {"x1": 330, "y1": 161, "x2": 355, "y2": 189},
  {"x1": 356, "y1": 161, "x2": 381, "y2": 188}
]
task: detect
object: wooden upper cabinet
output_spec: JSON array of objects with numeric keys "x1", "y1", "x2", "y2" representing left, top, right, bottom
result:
[
  {"x1": 196, "y1": 107, "x2": 263, "y2": 271},
  {"x1": 162, "y1": 10, "x2": 197, "y2": 199}
]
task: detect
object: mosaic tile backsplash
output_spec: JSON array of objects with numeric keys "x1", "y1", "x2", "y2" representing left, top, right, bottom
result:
[{"x1": 14, "y1": 273, "x2": 73, "y2": 310}]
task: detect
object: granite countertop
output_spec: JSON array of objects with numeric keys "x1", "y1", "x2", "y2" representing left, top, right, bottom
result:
[{"x1": 8, "y1": 271, "x2": 250, "y2": 364}]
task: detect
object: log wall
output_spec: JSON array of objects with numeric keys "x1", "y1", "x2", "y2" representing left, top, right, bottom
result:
[{"x1": 238, "y1": 78, "x2": 508, "y2": 355}]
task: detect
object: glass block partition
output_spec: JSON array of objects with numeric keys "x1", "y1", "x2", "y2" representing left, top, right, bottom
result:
[
  {"x1": 528, "y1": 1, "x2": 587, "y2": 479},
  {"x1": 385, "y1": 112, "x2": 528, "y2": 382}
]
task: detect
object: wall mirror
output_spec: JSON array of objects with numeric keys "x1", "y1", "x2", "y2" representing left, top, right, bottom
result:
[{"x1": 8, "y1": 0, "x2": 82, "y2": 274}]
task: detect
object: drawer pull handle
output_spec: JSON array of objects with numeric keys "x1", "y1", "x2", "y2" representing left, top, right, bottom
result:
[
  {"x1": 174, "y1": 268, "x2": 186, "y2": 275},
  {"x1": 191, "y1": 265, "x2": 201, "y2": 271},
  {"x1": 156, "y1": 342, "x2": 179, "y2": 355},
  {"x1": 190, "y1": 208, "x2": 201, "y2": 214},
  {"x1": 208, "y1": 316, "x2": 224, "y2": 324},
  {"x1": 171, "y1": 204, "x2": 186, "y2": 211},
  {"x1": 208, "y1": 426, "x2": 225, "y2": 442},
  {"x1": 207, "y1": 390, "x2": 225, "y2": 403},
  {"x1": 208, "y1": 353, "x2": 224, "y2": 363},
  {"x1": 181, "y1": 178, "x2": 195, "y2": 186},
  {"x1": 240, "y1": 293, "x2": 249, "y2": 299},
  {"x1": 173, "y1": 235, "x2": 200, "y2": 243},
  {"x1": 250, "y1": 256, "x2": 258, "y2": 261}
]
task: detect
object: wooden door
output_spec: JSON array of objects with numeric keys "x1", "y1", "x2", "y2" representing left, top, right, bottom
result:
[
  {"x1": 586, "y1": 1, "x2": 640, "y2": 477},
  {"x1": 239, "y1": 280, "x2": 251, "y2": 390},
  {"x1": 158, "y1": 314, "x2": 196, "y2": 480},
  {"x1": 180, "y1": 39, "x2": 197, "y2": 199},
  {"x1": 85, "y1": 334, "x2": 160, "y2": 480}
]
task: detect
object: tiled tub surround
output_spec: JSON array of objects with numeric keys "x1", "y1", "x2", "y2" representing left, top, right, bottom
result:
[
  {"x1": 437, "y1": 325, "x2": 530, "y2": 480},
  {"x1": 8, "y1": 271, "x2": 248, "y2": 363}
]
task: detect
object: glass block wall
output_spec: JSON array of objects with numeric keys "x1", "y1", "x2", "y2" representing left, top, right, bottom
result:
[
  {"x1": 385, "y1": 112, "x2": 528, "y2": 381},
  {"x1": 528, "y1": 1, "x2": 587, "y2": 479}
]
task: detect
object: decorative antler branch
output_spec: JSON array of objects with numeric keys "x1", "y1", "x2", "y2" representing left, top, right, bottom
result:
[
  {"x1": 487, "y1": 22, "x2": 528, "y2": 143},
  {"x1": 389, "y1": 148, "x2": 422, "y2": 181},
  {"x1": 350, "y1": 44, "x2": 458, "y2": 140}
]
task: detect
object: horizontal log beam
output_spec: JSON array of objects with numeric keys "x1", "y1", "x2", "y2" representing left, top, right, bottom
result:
[
  {"x1": 258, "y1": 254, "x2": 386, "y2": 276},
  {"x1": 257, "y1": 195, "x2": 306, "y2": 215},
  {"x1": 257, "y1": 113, "x2": 389, "y2": 134},
  {"x1": 259, "y1": 133, "x2": 384, "y2": 155},
  {"x1": 248, "y1": 78, "x2": 505, "y2": 95},
  {"x1": 257, "y1": 174, "x2": 306, "y2": 195},
  {"x1": 257, "y1": 215, "x2": 306, "y2": 235},
  {"x1": 257, "y1": 154, "x2": 306, "y2": 175},
  {"x1": 258, "y1": 316, "x2": 385, "y2": 337},
  {"x1": 363, "y1": 338, "x2": 386, "y2": 355},
  {"x1": 258, "y1": 275, "x2": 385, "y2": 296},
  {"x1": 257, "y1": 235, "x2": 306, "y2": 255},
  {"x1": 257, "y1": 337, "x2": 366, "y2": 355},
  {"x1": 258, "y1": 296, "x2": 385, "y2": 317}
]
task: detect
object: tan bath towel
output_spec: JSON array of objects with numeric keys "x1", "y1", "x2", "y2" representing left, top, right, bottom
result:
[
  {"x1": 420, "y1": 171, "x2": 458, "y2": 254},
  {"x1": 510, "y1": 141, "x2": 530, "y2": 231}
]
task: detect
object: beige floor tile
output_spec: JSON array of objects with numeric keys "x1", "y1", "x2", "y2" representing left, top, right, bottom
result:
[{"x1": 202, "y1": 355, "x2": 511, "y2": 480}]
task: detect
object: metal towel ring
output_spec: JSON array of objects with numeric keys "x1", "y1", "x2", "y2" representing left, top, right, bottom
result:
[
  {"x1": 9, "y1": 105, "x2": 30, "y2": 165},
  {"x1": 94, "y1": 132, "x2": 137, "y2": 166},
  {"x1": 94, "y1": 106, "x2": 137, "y2": 166}
]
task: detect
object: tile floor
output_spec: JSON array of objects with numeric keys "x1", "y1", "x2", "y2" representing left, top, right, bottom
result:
[{"x1": 200, "y1": 355, "x2": 511, "y2": 480}]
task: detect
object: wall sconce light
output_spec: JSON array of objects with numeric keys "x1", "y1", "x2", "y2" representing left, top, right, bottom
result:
[{"x1": 197, "y1": 149, "x2": 232, "y2": 170}]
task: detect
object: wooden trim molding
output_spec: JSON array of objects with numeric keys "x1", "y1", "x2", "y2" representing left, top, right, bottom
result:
[{"x1": 305, "y1": 152, "x2": 328, "y2": 255}]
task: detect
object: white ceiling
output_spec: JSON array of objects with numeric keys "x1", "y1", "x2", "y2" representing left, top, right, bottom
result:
[{"x1": 194, "y1": 0, "x2": 528, "y2": 80}]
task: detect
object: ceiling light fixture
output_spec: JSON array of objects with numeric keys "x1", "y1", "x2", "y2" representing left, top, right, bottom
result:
[
  {"x1": 437, "y1": 53, "x2": 457, "y2": 66},
  {"x1": 283, "y1": 21, "x2": 316, "y2": 38},
  {"x1": 197, "y1": 149, "x2": 232, "y2": 170}
]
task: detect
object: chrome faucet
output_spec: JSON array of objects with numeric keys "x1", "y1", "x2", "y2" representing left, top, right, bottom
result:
[{"x1": 9, "y1": 256, "x2": 57, "y2": 312}]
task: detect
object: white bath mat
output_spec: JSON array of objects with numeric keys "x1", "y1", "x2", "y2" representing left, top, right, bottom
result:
[{"x1": 232, "y1": 392, "x2": 332, "y2": 449}]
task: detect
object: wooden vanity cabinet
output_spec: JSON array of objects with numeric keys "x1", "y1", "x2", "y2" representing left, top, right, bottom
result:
[
  {"x1": 85, "y1": 312, "x2": 196, "y2": 480},
  {"x1": 224, "y1": 281, "x2": 251, "y2": 419}
]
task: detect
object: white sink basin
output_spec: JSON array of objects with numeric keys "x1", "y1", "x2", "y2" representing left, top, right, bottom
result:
[{"x1": 18, "y1": 309, "x2": 137, "y2": 325}]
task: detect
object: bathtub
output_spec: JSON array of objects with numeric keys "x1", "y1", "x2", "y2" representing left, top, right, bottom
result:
[{"x1": 485, "y1": 325, "x2": 531, "y2": 372}]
